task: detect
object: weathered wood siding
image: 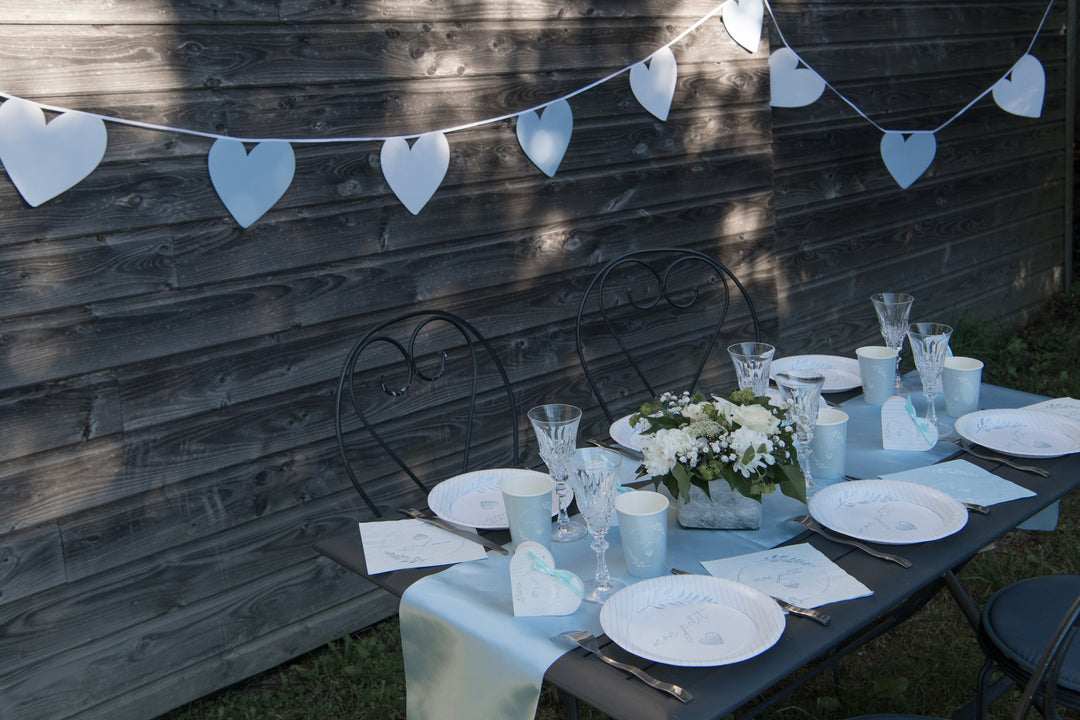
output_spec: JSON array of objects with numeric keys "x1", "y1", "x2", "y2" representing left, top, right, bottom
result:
[
  {"x1": 0, "y1": 1, "x2": 1069, "y2": 719},
  {"x1": 0, "y1": 2, "x2": 775, "y2": 719},
  {"x1": 768, "y1": 0, "x2": 1071, "y2": 354}
]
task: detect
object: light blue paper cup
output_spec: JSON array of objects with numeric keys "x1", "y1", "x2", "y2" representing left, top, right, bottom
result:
[
  {"x1": 943, "y1": 356, "x2": 983, "y2": 417},
  {"x1": 857, "y1": 345, "x2": 899, "y2": 406},
  {"x1": 614, "y1": 490, "x2": 669, "y2": 578},
  {"x1": 500, "y1": 474, "x2": 554, "y2": 550},
  {"x1": 810, "y1": 407, "x2": 848, "y2": 480}
]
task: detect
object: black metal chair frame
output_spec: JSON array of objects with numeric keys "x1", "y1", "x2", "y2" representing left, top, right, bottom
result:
[
  {"x1": 575, "y1": 248, "x2": 761, "y2": 423},
  {"x1": 334, "y1": 310, "x2": 519, "y2": 518},
  {"x1": 974, "y1": 577, "x2": 1080, "y2": 720}
]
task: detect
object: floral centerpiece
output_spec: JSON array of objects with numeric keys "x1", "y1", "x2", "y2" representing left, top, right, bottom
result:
[{"x1": 631, "y1": 389, "x2": 805, "y2": 528}]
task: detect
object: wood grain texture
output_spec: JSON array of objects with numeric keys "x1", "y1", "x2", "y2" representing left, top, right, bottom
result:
[{"x1": 0, "y1": 1, "x2": 1067, "y2": 719}]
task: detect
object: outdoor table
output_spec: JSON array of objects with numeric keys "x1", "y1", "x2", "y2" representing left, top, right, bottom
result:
[{"x1": 315, "y1": 382, "x2": 1080, "y2": 720}]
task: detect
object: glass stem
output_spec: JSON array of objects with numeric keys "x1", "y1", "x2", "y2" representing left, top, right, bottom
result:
[
  {"x1": 591, "y1": 532, "x2": 611, "y2": 588},
  {"x1": 797, "y1": 439, "x2": 814, "y2": 487},
  {"x1": 893, "y1": 353, "x2": 904, "y2": 392},
  {"x1": 924, "y1": 390, "x2": 938, "y2": 426},
  {"x1": 553, "y1": 472, "x2": 572, "y2": 529}
]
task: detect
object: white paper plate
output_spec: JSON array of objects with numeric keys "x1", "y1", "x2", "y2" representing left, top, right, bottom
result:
[
  {"x1": 771, "y1": 355, "x2": 861, "y2": 393},
  {"x1": 954, "y1": 409, "x2": 1080, "y2": 459},
  {"x1": 427, "y1": 469, "x2": 562, "y2": 529},
  {"x1": 808, "y1": 479, "x2": 967, "y2": 545},
  {"x1": 610, "y1": 414, "x2": 649, "y2": 452},
  {"x1": 599, "y1": 574, "x2": 785, "y2": 667}
]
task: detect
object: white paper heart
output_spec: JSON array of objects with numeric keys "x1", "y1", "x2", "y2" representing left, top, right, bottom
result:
[
  {"x1": 208, "y1": 139, "x2": 295, "y2": 228},
  {"x1": 516, "y1": 100, "x2": 573, "y2": 178},
  {"x1": 769, "y1": 48, "x2": 826, "y2": 108},
  {"x1": 992, "y1": 54, "x2": 1045, "y2": 119},
  {"x1": 722, "y1": 0, "x2": 764, "y2": 53},
  {"x1": 0, "y1": 98, "x2": 108, "y2": 207},
  {"x1": 510, "y1": 541, "x2": 583, "y2": 617},
  {"x1": 881, "y1": 396, "x2": 938, "y2": 451},
  {"x1": 880, "y1": 131, "x2": 936, "y2": 189},
  {"x1": 630, "y1": 47, "x2": 678, "y2": 122},
  {"x1": 380, "y1": 132, "x2": 450, "y2": 215}
]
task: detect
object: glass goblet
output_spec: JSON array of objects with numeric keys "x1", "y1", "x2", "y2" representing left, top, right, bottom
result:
[
  {"x1": 871, "y1": 292, "x2": 914, "y2": 394},
  {"x1": 774, "y1": 370, "x2": 826, "y2": 492},
  {"x1": 528, "y1": 404, "x2": 588, "y2": 542},
  {"x1": 907, "y1": 322, "x2": 953, "y2": 435},
  {"x1": 568, "y1": 447, "x2": 627, "y2": 603},
  {"x1": 727, "y1": 342, "x2": 776, "y2": 396}
]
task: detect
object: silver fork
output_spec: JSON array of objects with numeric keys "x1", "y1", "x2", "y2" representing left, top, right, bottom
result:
[
  {"x1": 952, "y1": 437, "x2": 1050, "y2": 477},
  {"x1": 553, "y1": 630, "x2": 693, "y2": 703},
  {"x1": 792, "y1": 515, "x2": 912, "y2": 568},
  {"x1": 670, "y1": 569, "x2": 830, "y2": 625}
]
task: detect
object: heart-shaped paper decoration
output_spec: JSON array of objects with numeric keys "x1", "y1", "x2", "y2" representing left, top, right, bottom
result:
[
  {"x1": 0, "y1": 98, "x2": 108, "y2": 207},
  {"x1": 769, "y1": 48, "x2": 826, "y2": 108},
  {"x1": 381, "y1": 132, "x2": 450, "y2": 215},
  {"x1": 880, "y1": 131, "x2": 936, "y2": 189},
  {"x1": 992, "y1": 54, "x2": 1045, "y2": 119},
  {"x1": 208, "y1": 138, "x2": 295, "y2": 228},
  {"x1": 516, "y1": 100, "x2": 573, "y2": 178},
  {"x1": 881, "y1": 396, "x2": 938, "y2": 451},
  {"x1": 722, "y1": 0, "x2": 764, "y2": 53},
  {"x1": 630, "y1": 47, "x2": 678, "y2": 121},
  {"x1": 510, "y1": 541, "x2": 583, "y2": 617}
]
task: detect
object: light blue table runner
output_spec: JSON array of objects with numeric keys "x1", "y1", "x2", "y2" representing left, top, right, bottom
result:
[{"x1": 400, "y1": 380, "x2": 1051, "y2": 720}]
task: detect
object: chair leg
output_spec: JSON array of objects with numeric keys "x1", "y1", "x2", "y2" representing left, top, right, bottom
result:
[{"x1": 975, "y1": 659, "x2": 993, "y2": 720}]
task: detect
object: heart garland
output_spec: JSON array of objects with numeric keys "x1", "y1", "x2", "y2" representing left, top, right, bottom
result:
[
  {"x1": 629, "y1": 47, "x2": 678, "y2": 121},
  {"x1": 769, "y1": 48, "x2": 825, "y2": 108},
  {"x1": 0, "y1": 98, "x2": 108, "y2": 207},
  {"x1": 992, "y1": 54, "x2": 1045, "y2": 118},
  {"x1": 208, "y1": 139, "x2": 296, "y2": 228},
  {"x1": 722, "y1": 0, "x2": 764, "y2": 53},
  {"x1": 880, "y1": 132, "x2": 937, "y2": 190},
  {"x1": 516, "y1": 100, "x2": 573, "y2": 177},
  {"x1": 380, "y1": 132, "x2": 450, "y2": 215}
]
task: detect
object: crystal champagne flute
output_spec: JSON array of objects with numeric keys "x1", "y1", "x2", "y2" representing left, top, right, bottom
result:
[
  {"x1": 569, "y1": 447, "x2": 627, "y2": 603},
  {"x1": 774, "y1": 370, "x2": 826, "y2": 492},
  {"x1": 528, "y1": 404, "x2": 587, "y2": 542},
  {"x1": 727, "y1": 342, "x2": 776, "y2": 396},
  {"x1": 907, "y1": 322, "x2": 953, "y2": 435},
  {"x1": 871, "y1": 293, "x2": 914, "y2": 394}
]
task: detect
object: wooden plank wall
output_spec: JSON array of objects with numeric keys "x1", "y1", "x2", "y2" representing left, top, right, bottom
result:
[
  {"x1": 0, "y1": 1, "x2": 1068, "y2": 719},
  {"x1": 0, "y1": 2, "x2": 778, "y2": 718},
  {"x1": 768, "y1": 0, "x2": 1071, "y2": 355}
]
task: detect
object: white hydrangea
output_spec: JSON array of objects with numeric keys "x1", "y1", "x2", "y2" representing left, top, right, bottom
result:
[
  {"x1": 640, "y1": 427, "x2": 697, "y2": 477},
  {"x1": 729, "y1": 426, "x2": 776, "y2": 478}
]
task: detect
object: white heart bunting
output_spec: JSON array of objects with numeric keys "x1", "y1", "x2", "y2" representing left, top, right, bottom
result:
[
  {"x1": 208, "y1": 139, "x2": 296, "y2": 228},
  {"x1": 992, "y1": 54, "x2": 1045, "y2": 118},
  {"x1": 880, "y1": 132, "x2": 937, "y2": 190},
  {"x1": 381, "y1": 132, "x2": 450, "y2": 215},
  {"x1": 722, "y1": 0, "x2": 764, "y2": 53},
  {"x1": 516, "y1": 100, "x2": 573, "y2": 177},
  {"x1": 629, "y1": 47, "x2": 678, "y2": 121},
  {"x1": 769, "y1": 48, "x2": 826, "y2": 108},
  {"x1": 0, "y1": 98, "x2": 108, "y2": 207}
]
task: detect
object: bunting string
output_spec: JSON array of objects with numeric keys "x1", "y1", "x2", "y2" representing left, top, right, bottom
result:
[{"x1": 0, "y1": 0, "x2": 1057, "y2": 225}]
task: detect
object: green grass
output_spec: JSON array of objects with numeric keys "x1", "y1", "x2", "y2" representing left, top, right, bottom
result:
[{"x1": 161, "y1": 290, "x2": 1080, "y2": 720}]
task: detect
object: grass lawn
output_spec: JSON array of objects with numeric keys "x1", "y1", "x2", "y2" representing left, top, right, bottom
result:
[{"x1": 160, "y1": 289, "x2": 1080, "y2": 720}]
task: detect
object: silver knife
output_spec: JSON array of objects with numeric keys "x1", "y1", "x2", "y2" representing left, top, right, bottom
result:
[
  {"x1": 671, "y1": 569, "x2": 830, "y2": 625},
  {"x1": 399, "y1": 508, "x2": 510, "y2": 555}
]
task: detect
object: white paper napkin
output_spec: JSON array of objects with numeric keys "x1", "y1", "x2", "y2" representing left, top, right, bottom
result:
[
  {"x1": 1023, "y1": 397, "x2": 1080, "y2": 423},
  {"x1": 359, "y1": 519, "x2": 488, "y2": 574},
  {"x1": 700, "y1": 543, "x2": 872, "y2": 608},
  {"x1": 879, "y1": 459, "x2": 1035, "y2": 506}
]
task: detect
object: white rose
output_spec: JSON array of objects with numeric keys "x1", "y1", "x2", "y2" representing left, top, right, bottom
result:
[
  {"x1": 682, "y1": 402, "x2": 708, "y2": 421},
  {"x1": 731, "y1": 403, "x2": 781, "y2": 435}
]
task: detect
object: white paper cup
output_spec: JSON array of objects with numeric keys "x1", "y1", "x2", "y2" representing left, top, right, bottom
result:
[
  {"x1": 614, "y1": 490, "x2": 669, "y2": 578},
  {"x1": 857, "y1": 346, "x2": 899, "y2": 406},
  {"x1": 943, "y1": 356, "x2": 984, "y2": 417},
  {"x1": 811, "y1": 407, "x2": 848, "y2": 480},
  {"x1": 500, "y1": 474, "x2": 554, "y2": 550}
]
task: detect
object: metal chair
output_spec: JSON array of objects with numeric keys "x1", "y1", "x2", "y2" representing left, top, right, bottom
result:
[
  {"x1": 847, "y1": 576, "x2": 1080, "y2": 720},
  {"x1": 334, "y1": 310, "x2": 519, "y2": 518},
  {"x1": 575, "y1": 248, "x2": 761, "y2": 423}
]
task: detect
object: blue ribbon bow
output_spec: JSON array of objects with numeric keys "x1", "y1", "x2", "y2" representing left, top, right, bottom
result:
[
  {"x1": 905, "y1": 396, "x2": 934, "y2": 444},
  {"x1": 528, "y1": 551, "x2": 583, "y2": 598}
]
